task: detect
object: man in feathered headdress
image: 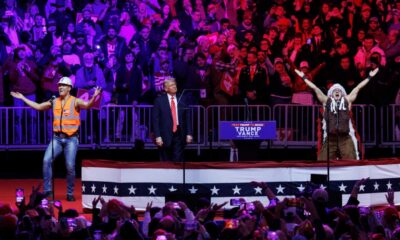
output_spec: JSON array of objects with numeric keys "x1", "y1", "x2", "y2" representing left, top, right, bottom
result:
[{"x1": 295, "y1": 68, "x2": 379, "y2": 160}]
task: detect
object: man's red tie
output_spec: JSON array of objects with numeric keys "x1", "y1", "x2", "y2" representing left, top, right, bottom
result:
[
  {"x1": 250, "y1": 66, "x2": 255, "y2": 81},
  {"x1": 171, "y1": 96, "x2": 177, "y2": 132}
]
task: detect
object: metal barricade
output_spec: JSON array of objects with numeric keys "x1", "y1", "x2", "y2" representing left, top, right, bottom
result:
[
  {"x1": 352, "y1": 105, "x2": 376, "y2": 146},
  {"x1": 99, "y1": 105, "x2": 205, "y2": 149},
  {"x1": 99, "y1": 105, "x2": 137, "y2": 147},
  {"x1": 185, "y1": 105, "x2": 207, "y2": 148},
  {"x1": 0, "y1": 107, "x2": 47, "y2": 149},
  {"x1": 380, "y1": 105, "x2": 400, "y2": 148},
  {"x1": 271, "y1": 104, "x2": 376, "y2": 148},
  {"x1": 0, "y1": 107, "x2": 6, "y2": 146},
  {"x1": 271, "y1": 104, "x2": 319, "y2": 148},
  {"x1": 78, "y1": 109, "x2": 98, "y2": 148},
  {"x1": 206, "y1": 105, "x2": 272, "y2": 146},
  {"x1": 0, "y1": 107, "x2": 10, "y2": 147},
  {"x1": 0, "y1": 104, "x2": 382, "y2": 151},
  {"x1": 0, "y1": 107, "x2": 96, "y2": 149}
]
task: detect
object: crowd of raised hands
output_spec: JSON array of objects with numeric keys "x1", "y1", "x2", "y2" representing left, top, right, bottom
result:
[{"x1": 0, "y1": 177, "x2": 399, "y2": 239}]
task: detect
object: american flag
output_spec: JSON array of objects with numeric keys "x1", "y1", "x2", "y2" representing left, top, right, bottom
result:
[{"x1": 81, "y1": 159, "x2": 400, "y2": 210}]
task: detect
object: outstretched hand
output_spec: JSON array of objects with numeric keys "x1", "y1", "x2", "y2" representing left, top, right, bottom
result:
[
  {"x1": 28, "y1": 183, "x2": 42, "y2": 207},
  {"x1": 250, "y1": 181, "x2": 268, "y2": 190},
  {"x1": 93, "y1": 86, "x2": 102, "y2": 97},
  {"x1": 10, "y1": 91, "x2": 24, "y2": 99},
  {"x1": 369, "y1": 68, "x2": 379, "y2": 78},
  {"x1": 294, "y1": 69, "x2": 305, "y2": 79},
  {"x1": 92, "y1": 195, "x2": 103, "y2": 208},
  {"x1": 146, "y1": 201, "x2": 153, "y2": 212},
  {"x1": 211, "y1": 201, "x2": 228, "y2": 211},
  {"x1": 386, "y1": 190, "x2": 395, "y2": 206},
  {"x1": 355, "y1": 177, "x2": 369, "y2": 188}
]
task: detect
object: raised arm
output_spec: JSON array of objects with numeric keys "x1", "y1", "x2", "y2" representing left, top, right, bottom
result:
[
  {"x1": 76, "y1": 86, "x2": 102, "y2": 110},
  {"x1": 10, "y1": 92, "x2": 51, "y2": 111},
  {"x1": 347, "y1": 68, "x2": 379, "y2": 103},
  {"x1": 98, "y1": 2, "x2": 110, "y2": 22},
  {"x1": 347, "y1": 177, "x2": 369, "y2": 206},
  {"x1": 294, "y1": 69, "x2": 328, "y2": 104},
  {"x1": 250, "y1": 181, "x2": 277, "y2": 204}
]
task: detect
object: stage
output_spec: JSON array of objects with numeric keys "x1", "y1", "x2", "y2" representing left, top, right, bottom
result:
[
  {"x1": 1, "y1": 158, "x2": 399, "y2": 217},
  {"x1": 81, "y1": 158, "x2": 400, "y2": 210}
]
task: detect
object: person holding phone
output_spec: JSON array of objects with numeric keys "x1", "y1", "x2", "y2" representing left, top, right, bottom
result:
[
  {"x1": 53, "y1": 200, "x2": 62, "y2": 208},
  {"x1": 41, "y1": 198, "x2": 49, "y2": 208},
  {"x1": 11, "y1": 76, "x2": 102, "y2": 201},
  {"x1": 15, "y1": 188, "x2": 24, "y2": 206}
]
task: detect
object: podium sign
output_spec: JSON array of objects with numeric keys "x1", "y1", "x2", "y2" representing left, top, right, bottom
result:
[{"x1": 219, "y1": 121, "x2": 277, "y2": 140}]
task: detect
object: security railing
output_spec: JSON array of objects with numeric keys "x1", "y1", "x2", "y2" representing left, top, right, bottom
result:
[
  {"x1": 98, "y1": 105, "x2": 206, "y2": 149},
  {"x1": 0, "y1": 104, "x2": 394, "y2": 151},
  {"x1": 0, "y1": 106, "x2": 97, "y2": 149},
  {"x1": 271, "y1": 104, "x2": 376, "y2": 147},
  {"x1": 271, "y1": 104, "x2": 319, "y2": 148},
  {"x1": 380, "y1": 105, "x2": 400, "y2": 149},
  {"x1": 351, "y1": 105, "x2": 377, "y2": 146},
  {"x1": 0, "y1": 107, "x2": 49, "y2": 148}
]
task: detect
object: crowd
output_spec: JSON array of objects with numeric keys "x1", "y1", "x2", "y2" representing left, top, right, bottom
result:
[
  {"x1": 1, "y1": 180, "x2": 400, "y2": 239},
  {"x1": 0, "y1": 0, "x2": 400, "y2": 110}
]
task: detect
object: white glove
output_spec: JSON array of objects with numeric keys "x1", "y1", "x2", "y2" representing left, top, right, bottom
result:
[
  {"x1": 294, "y1": 69, "x2": 305, "y2": 79},
  {"x1": 369, "y1": 68, "x2": 379, "y2": 78}
]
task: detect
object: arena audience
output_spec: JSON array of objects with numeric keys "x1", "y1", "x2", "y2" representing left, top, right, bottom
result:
[
  {"x1": 2, "y1": 178, "x2": 400, "y2": 239},
  {"x1": 0, "y1": 0, "x2": 399, "y2": 108}
]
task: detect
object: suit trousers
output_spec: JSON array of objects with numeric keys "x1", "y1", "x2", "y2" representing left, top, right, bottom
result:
[{"x1": 159, "y1": 126, "x2": 185, "y2": 162}]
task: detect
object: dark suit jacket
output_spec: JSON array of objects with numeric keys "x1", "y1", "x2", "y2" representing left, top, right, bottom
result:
[
  {"x1": 310, "y1": 36, "x2": 332, "y2": 57},
  {"x1": 115, "y1": 65, "x2": 142, "y2": 104},
  {"x1": 99, "y1": 36, "x2": 127, "y2": 62},
  {"x1": 239, "y1": 64, "x2": 268, "y2": 104},
  {"x1": 152, "y1": 94, "x2": 192, "y2": 147}
]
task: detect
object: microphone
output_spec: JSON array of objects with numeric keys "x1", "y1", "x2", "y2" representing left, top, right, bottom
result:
[
  {"x1": 49, "y1": 95, "x2": 56, "y2": 104},
  {"x1": 244, "y1": 97, "x2": 250, "y2": 121},
  {"x1": 177, "y1": 89, "x2": 201, "y2": 105}
]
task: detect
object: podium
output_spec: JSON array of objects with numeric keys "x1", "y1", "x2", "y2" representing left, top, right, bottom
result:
[{"x1": 219, "y1": 121, "x2": 277, "y2": 161}]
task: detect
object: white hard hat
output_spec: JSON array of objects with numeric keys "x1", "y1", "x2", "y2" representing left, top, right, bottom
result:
[{"x1": 58, "y1": 77, "x2": 73, "y2": 87}]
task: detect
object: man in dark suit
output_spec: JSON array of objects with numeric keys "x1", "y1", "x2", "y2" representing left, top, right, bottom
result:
[
  {"x1": 152, "y1": 78, "x2": 193, "y2": 161},
  {"x1": 98, "y1": 26, "x2": 127, "y2": 64},
  {"x1": 239, "y1": 51, "x2": 269, "y2": 105},
  {"x1": 310, "y1": 24, "x2": 332, "y2": 62},
  {"x1": 236, "y1": 51, "x2": 268, "y2": 161}
]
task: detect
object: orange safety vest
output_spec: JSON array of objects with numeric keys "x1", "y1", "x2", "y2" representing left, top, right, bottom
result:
[{"x1": 53, "y1": 96, "x2": 80, "y2": 136}]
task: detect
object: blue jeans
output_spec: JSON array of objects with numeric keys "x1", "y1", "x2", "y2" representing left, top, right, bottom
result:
[
  {"x1": 13, "y1": 94, "x2": 37, "y2": 144},
  {"x1": 43, "y1": 135, "x2": 78, "y2": 196}
]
